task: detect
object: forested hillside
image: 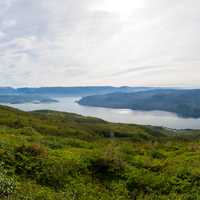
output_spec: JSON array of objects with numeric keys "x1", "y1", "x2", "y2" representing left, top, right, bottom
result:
[
  {"x1": 0, "y1": 105, "x2": 200, "y2": 199},
  {"x1": 79, "y1": 89, "x2": 200, "y2": 118}
]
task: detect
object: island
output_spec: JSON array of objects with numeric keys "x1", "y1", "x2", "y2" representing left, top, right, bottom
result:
[{"x1": 0, "y1": 94, "x2": 58, "y2": 104}]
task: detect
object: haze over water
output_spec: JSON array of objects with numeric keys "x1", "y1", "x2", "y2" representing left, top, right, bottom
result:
[{"x1": 3, "y1": 96, "x2": 200, "y2": 130}]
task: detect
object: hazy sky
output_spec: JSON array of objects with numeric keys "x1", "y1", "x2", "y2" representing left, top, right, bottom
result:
[{"x1": 0, "y1": 0, "x2": 200, "y2": 87}]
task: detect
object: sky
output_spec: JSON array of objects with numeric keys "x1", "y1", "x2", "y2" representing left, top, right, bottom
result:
[{"x1": 0, "y1": 0, "x2": 200, "y2": 87}]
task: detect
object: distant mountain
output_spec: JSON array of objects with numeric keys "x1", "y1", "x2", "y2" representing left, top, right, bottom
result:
[
  {"x1": 0, "y1": 87, "x2": 17, "y2": 94},
  {"x1": 0, "y1": 86, "x2": 158, "y2": 104},
  {"x1": 0, "y1": 86, "x2": 158, "y2": 96},
  {"x1": 0, "y1": 94, "x2": 58, "y2": 104},
  {"x1": 16, "y1": 86, "x2": 156, "y2": 96},
  {"x1": 78, "y1": 89, "x2": 200, "y2": 118},
  {"x1": 0, "y1": 86, "x2": 159, "y2": 104}
]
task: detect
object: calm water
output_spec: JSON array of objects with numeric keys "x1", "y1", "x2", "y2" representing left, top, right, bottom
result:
[{"x1": 2, "y1": 96, "x2": 200, "y2": 130}]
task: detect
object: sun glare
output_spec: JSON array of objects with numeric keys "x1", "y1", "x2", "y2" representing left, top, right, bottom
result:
[{"x1": 95, "y1": 0, "x2": 145, "y2": 18}]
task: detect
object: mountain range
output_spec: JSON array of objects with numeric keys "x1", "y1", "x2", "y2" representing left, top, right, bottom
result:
[
  {"x1": 0, "y1": 86, "x2": 156, "y2": 104},
  {"x1": 0, "y1": 86, "x2": 155, "y2": 96}
]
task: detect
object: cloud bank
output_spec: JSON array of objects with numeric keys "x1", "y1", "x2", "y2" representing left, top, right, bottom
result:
[{"x1": 0, "y1": 0, "x2": 200, "y2": 87}]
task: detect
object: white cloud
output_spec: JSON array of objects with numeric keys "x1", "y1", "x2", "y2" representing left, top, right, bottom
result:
[
  {"x1": 2, "y1": 19, "x2": 16, "y2": 29},
  {"x1": 0, "y1": 0, "x2": 200, "y2": 87}
]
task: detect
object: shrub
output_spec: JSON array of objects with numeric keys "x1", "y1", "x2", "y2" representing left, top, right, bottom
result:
[
  {"x1": 88, "y1": 148, "x2": 125, "y2": 180},
  {"x1": 126, "y1": 168, "x2": 172, "y2": 195},
  {"x1": 37, "y1": 159, "x2": 83, "y2": 190},
  {"x1": 14, "y1": 144, "x2": 47, "y2": 177},
  {"x1": 0, "y1": 163, "x2": 16, "y2": 197},
  {"x1": 16, "y1": 144, "x2": 47, "y2": 157},
  {"x1": 150, "y1": 149, "x2": 166, "y2": 159}
]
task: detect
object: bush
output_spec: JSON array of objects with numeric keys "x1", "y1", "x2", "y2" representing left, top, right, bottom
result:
[
  {"x1": 14, "y1": 144, "x2": 47, "y2": 177},
  {"x1": 16, "y1": 144, "x2": 47, "y2": 157},
  {"x1": 88, "y1": 147, "x2": 125, "y2": 180},
  {"x1": 126, "y1": 168, "x2": 172, "y2": 195},
  {"x1": 150, "y1": 149, "x2": 166, "y2": 159},
  {"x1": 37, "y1": 159, "x2": 83, "y2": 190},
  {"x1": 0, "y1": 163, "x2": 16, "y2": 197}
]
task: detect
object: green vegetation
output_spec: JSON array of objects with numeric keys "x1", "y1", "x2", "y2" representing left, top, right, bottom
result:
[
  {"x1": 0, "y1": 105, "x2": 200, "y2": 199},
  {"x1": 78, "y1": 89, "x2": 200, "y2": 118}
]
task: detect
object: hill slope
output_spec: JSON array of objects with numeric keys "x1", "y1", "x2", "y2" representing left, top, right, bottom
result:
[
  {"x1": 79, "y1": 89, "x2": 200, "y2": 118},
  {"x1": 0, "y1": 105, "x2": 200, "y2": 199}
]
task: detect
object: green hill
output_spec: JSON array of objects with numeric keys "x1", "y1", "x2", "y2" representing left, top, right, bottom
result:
[
  {"x1": 78, "y1": 89, "x2": 200, "y2": 118},
  {"x1": 0, "y1": 105, "x2": 200, "y2": 199}
]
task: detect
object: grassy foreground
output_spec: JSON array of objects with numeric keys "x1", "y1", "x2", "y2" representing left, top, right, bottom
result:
[{"x1": 0, "y1": 105, "x2": 200, "y2": 199}]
